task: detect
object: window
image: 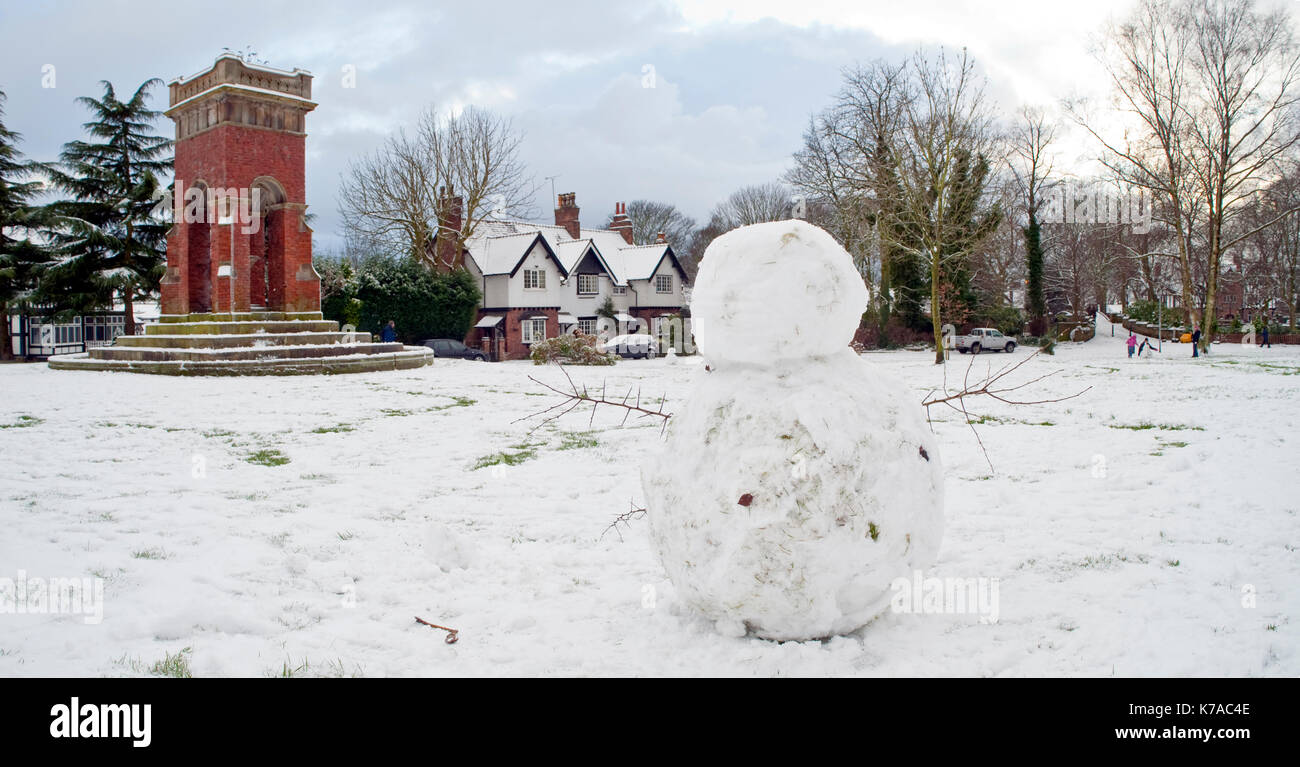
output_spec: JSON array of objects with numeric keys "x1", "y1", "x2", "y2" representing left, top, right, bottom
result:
[
  {"x1": 577, "y1": 274, "x2": 599, "y2": 295},
  {"x1": 578, "y1": 318, "x2": 597, "y2": 335},
  {"x1": 655, "y1": 274, "x2": 673, "y2": 294},
  {"x1": 523, "y1": 268, "x2": 546, "y2": 290},
  {"x1": 613, "y1": 285, "x2": 627, "y2": 295},
  {"x1": 521, "y1": 317, "x2": 547, "y2": 344}
]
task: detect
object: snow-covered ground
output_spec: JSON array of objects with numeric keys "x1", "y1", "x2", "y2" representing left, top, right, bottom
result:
[{"x1": 1, "y1": 315, "x2": 1295, "y2": 676}]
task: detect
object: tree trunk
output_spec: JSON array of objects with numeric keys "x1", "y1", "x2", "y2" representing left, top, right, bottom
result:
[
  {"x1": 931, "y1": 249, "x2": 944, "y2": 365},
  {"x1": 0, "y1": 302, "x2": 12, "y2": 361},
  {"x1": 123, "y1": 290, "x2": 136, "y2": 337}
]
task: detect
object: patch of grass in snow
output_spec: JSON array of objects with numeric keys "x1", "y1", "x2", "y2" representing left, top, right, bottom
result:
[
  {"x1": 337, "y1": 530, "x2": 355, "y2": 541},
  {"x1": 558, "y1": 431, "x2": 599, "y2": 451},
  {"x1": 473, "y1": 440, "x2": 543, "y2": 469},
  {"x1": 868, "y1": 522, "x2": 880, "y2": 541},
  {"x1": 967, "y1": 414, "x2": 1054, "y2": 426},
  {"x1": 131, "y1": 547, "x2": 168, "y2": 560},
  {"x1": 426, "y1": 395, "x2": 476, "y2": 412},
  {"x1": 201, "y1": 428, "x2": 236, "y2": 438},
  {"x1": 273, "y1": 657, "x2": 311, "y2": 677},
  {"x1": 268, "y1": 656, "x2": 363, "y2": 678},
  {"x1": 246, "y1": 449, "x2": 290, "y2": 467},
  {"x1": 1254, "y1": 361, "x2": 1300, "y2": 375},
  {"x1": 380, "y1": 408, "x2": 412, "y2": 417},
  {"x1": 1109, "y1": 422, "x2": 1205, "y2": 432},
  {"x1": 1074, "y1": 551, "x2": 1150, "y2": 569},
  {"x1": 149, "y1": 647, "x2": 193, "y2": 678},
  {"x1": 113, "y1": 653, "x2": 146, "y2": 674},
  {"x1": 1167, "y1": 559, "x2": 1180, "y2": 567},
  {"x1": 311, "y1": 424, "x2": 354, "y2": 433},
  {"x1": 0, "y1": 414, "x2": 43, "y2": 429}
]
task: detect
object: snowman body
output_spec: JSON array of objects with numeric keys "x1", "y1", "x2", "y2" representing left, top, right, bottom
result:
[{"x1": 642, "y1": 221, "x2": 945, "y2": 641}]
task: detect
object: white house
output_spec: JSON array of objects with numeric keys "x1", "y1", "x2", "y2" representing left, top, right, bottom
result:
[{"x1": 459, "y1": 194, "x2": 689, "y2": 359}]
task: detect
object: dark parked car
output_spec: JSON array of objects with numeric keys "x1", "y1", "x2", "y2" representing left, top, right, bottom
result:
[{"x1": 420, "y1": 338, "x2": 487, "y2": 361}]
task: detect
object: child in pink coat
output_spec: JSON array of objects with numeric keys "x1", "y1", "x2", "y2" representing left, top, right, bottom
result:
[{"x1": 1127, "y1": 332, "x2": 1138, "y2": 357}]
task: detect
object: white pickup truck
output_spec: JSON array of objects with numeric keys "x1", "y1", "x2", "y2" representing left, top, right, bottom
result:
[{"x1": 954, "y1": 327, "x2": 1016, "y2": 354}]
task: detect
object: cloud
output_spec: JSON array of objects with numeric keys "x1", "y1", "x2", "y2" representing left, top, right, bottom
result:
[{"x1": 0, "y1": 0, "x2": 1145, "y2": 251}]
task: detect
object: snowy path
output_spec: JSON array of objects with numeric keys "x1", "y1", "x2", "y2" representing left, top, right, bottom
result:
[{"x1": 0, "y1": 330, "x2": 1295, "y2": 676}]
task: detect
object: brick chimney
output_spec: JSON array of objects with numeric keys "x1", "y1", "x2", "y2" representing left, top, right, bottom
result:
[
  {"x1": 436, "y1": 184, "x2": 464, "y2": 270},
  {"x1": 610, "y1": 201, "x2": 634, "y2": 245},
  {"x1": 555, "y1": 192, "x2": 580, "y2": 239},
  {"x1": 655, "y1": 231, "x2": 666, "y2": 244}
]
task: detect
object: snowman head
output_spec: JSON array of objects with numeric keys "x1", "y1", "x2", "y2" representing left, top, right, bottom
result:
[{"x1": 690, "y1": 220, "x2": 869, "y2": 364}]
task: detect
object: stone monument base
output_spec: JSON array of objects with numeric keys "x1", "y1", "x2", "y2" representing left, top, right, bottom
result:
[{"x1": 48, "y1": 312, "x2": 434, "y2": 376}]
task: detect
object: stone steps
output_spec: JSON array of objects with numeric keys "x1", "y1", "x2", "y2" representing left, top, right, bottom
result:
[
  {"x1": 157, "y1": 311, "x2": 325, "y2": 324},
  {"x1": 119, "y1": 331, "x2": 370, "y2": 349},
  {"x1": 50, "y1": 312, "x2": 433, "y2": 376},
  {"x1": 49, "y1": 347, "x2": 434, "y2": 376},
  {"x1": 88, "y1": 342, "x2": 405, "y2": 362},
  {"x1": 145, "y1": 320, "x2": 340, "y2": 336}
]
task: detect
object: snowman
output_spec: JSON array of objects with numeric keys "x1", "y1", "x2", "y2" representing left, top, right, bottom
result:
[{"x1": 641, "y1": 220, "x2": 945, "y2": 641}]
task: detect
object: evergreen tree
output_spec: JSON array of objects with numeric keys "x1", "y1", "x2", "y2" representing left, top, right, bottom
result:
[
  {"x1": 0, "y1": 89, "x2": 51, "y2": 360},
  {"x1": 938, "y1": 150, "x2": 1000, "y2": 323},
  {"x1": 45, "y1": 79, "x2": 172, "y2": 334},
  {"x1": 1023, "y1": 215, "x2": 1047, "y2": 335}
]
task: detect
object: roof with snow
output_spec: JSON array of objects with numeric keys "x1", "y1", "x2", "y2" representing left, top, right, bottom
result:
[{"x1": 465, "y1": 219, "x2": 685, "y2": 286}]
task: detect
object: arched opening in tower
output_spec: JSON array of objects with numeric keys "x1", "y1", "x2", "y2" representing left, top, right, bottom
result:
[
  {"x1": 249, "y1": 178, "x2": 287, "y2": 311},
  {"x1": 187, "y1": 185, "x2": 212, "y2": 313}
]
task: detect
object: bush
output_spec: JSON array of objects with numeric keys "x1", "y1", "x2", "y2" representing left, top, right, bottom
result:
[
  {"x1": 975, "y1": 304, "x2": 1024, "y2": 336},
  {"x1": 530, "y1": 332, "x2": 617, "y2": 365},
  {"x1": 354, "y1": 258, "x2": 481, "y2": 344},
  {"x1": 1125, "y1": 300, "x2": 1160, "y2": 324}
]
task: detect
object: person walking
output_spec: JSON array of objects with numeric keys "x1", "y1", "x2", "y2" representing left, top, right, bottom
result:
[
  {"x1": 1261, "y1": 323, "x2": 1271, "y2": 349},
  {"x1": 1127, "y1": 332, "x2": 1138, "y2": 358},
  {"x1": 380, "y1": 320, "x2": 398, "y2": 343},
  {"x1": 1192, "y1": 325, "x2": 1201, "y2": 358}
]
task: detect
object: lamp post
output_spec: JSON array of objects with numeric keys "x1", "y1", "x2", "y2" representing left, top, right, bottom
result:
[{"x1": 1157, "y1": 289, "x2": 1163, "y2": 353}]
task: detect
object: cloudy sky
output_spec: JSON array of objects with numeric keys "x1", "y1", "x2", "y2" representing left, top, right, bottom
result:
[{"x1": 1, "y1": 0, "x2": 1173, "y2": 250}]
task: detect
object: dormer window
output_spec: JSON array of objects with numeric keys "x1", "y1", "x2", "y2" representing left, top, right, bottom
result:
[
  {"x1": 577, "y1": 274, "x2": 599, "y2": 295},
  {"x1": 524, "y1": 268, "x2": 546, "y2": 290}
]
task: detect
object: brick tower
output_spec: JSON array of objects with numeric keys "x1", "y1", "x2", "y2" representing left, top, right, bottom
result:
[
  {"x1": 159, "y1": 54, "x2": 320, "y2": 316},
  {"x1": 48, "y1": 55, "x2": 435, "y2": 374}
]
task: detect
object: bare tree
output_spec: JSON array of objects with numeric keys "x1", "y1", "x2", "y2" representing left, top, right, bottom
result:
[
  {"x1": 1008, "y1": 106, "x2": 1057, "y2": 333},
  {"x1": 887, "y1": 48, "x2": 1002, "y2": 364},
  {"x1": 427, "y1": 106, "x2": 536, "y2": 269},
  {"x1": 708, "y1": 182, "x2": 792, "y2": 228},
  {"x1": 1247, "y1": 162, "x2": 1300, "y2": 329},
  {"x1": 604, "y1": 199, "x2": 697, "y2": 250},
  {"x1": 1076, "y1": 0, "x2": 1300, "y2": 348},
  {"x1": 1182, "y1": 0, "x2": 1300, "y2": 345},
  {"x1": 787, "y1": 61, "x2": 916, "y2": 333},
  {"x1": 691, "y1": 182, "x2": 793, "y2": 269},
  {"x1": 338, "y1": 126, "x2": 437, "y2": 261},
  {"x1": 1072, "y1": 0, "x2": 1199, "y2": 324},
  {"x1": 338, "y1": 105, "x2": 535, "y2": 268}
]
